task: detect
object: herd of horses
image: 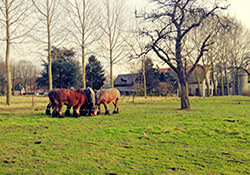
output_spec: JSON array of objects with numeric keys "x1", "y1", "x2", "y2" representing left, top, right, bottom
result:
[{"x1": 45, "y1": 87, "x2": 120, "y2": 118}]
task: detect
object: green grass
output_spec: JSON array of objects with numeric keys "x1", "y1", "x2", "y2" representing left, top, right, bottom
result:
[{"x1": 0, "y1": 95, "x2": 249, "y2": 174}]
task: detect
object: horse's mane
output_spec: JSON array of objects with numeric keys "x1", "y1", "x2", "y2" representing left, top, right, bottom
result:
[{"x1": 96, "y1": 89, "x2": 104, "y2": 101}]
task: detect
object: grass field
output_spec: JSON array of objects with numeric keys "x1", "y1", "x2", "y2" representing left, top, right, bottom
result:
[{"x1": 0, "y1": 95, "x2": 249, "y2": 174}]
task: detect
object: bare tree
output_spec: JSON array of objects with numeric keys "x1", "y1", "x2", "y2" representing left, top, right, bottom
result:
[
  {"x1": 17, "y1": 60, "x2": 36, "y2": 94},
  {"x1": 228, "y1": 18, "x2": 250, "y2": 95},
  {"x1": 137, "y1": 0, "x2": 228, "y2": 109},
  {"x1": 0, "y1": 0, "x2": 32, "y2": 105},
  {"x1": 98, "y1": 0, "x2": 128, "y2": 88},
  {"x1": 11, "y1": 63, "x2": 20, "y2": 96},
  {"x1": 126, "y1": 20, "x2": 149, "y2": 98},
  {"x1": 32, "y1": 0, "x2": 63, "y2": 90},
  {"x1": 64, "y1": 0, "x2": 99, "y2": 88},
  {"x1": 188, "y1": 17, "x2": 222, "y2": 97}
]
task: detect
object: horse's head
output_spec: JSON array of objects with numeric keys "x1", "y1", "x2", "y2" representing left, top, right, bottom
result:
[
  {"x1": 92, "y1": 89, "x2": 104, "y2": 116},
  {"x1": 86, "y1": 87, "x2": 96, "y2": 116}
]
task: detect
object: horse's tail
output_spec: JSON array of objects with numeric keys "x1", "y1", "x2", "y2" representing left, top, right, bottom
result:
[
  {"x1": 46, "y1": 89, "x2": 58, "y2": 115},
  {"x1": 46, "y1": 102, "x2": 53, "y2": 115},
  {"x1": 48, "y1": 89, "x2": 57, "y2": 107}
]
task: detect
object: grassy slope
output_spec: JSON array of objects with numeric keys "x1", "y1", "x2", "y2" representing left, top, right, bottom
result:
[{"x1": 0, "y1": 95, "x2": 249, "y2": 174}]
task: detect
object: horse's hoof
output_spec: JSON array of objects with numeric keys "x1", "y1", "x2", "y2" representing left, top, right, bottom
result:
[
  {"x1": 46, "y1": 109, "x2": 51, "y2": 115},
  {"x1": 59, "y1": 115, "x2": 64, "y2": 118},
  {"x1": 74, "y1": 113, "x2": 80, "y2": 118},
  {"x1": 113, "y1": 111, "x2": 119, "y2": 114},
  {"x1": 105, "y1": 111, "x2": 110, "y2": 115},
  {"x1": 52, "y1": 112, "x2": 57, "y2": 117},
  {"x1": 65, "y1": 111, "x2": 71, "y2": 116}
]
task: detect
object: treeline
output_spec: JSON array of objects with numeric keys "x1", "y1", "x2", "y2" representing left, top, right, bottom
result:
[
  {"x1": 0, "y1": 0, "x2": 249, "y2": 108},
  {"x1": 0, "y1": 47, "x2": 105, "y2": 95}
]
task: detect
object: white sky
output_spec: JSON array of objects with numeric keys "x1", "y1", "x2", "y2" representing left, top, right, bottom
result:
[
  {"x1": 229, "y1": 0, "x2": 250, "y2": 29},
  {"x1": 127, "y1": 0, "x2": 250, "y2": 29},
  {"x1": 2, "y1": 0, "x2": 249, "y2": 77}
]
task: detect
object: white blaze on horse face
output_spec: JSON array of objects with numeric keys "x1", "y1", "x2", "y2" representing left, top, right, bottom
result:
[{"x1": 93, "y1": 107, "x2": 98, "y2": 116}]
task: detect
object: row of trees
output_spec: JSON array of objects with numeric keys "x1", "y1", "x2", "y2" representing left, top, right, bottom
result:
[
  {"x1": 0, "y1": 60, "x2": 38, "y2": 95},
  {"x1": 0, "y1": 47, "x2": 106, "y2": 95},
  {"x1": 134, "y1": 0, "x2": 249, "y2": 109},
  {"x1": 36, "y1": 47, "x2": 106, "y2": 90},
  {"x1": 1, "y1": 0, "x2": 249, "y2": 109},
  {"x1": 0, "y1": 0, "x2": 129, "y2": 105}
]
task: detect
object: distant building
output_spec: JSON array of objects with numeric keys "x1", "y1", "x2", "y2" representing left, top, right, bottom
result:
[
  {"x1": 12, "y1": 83, "x2": 25, "y2": 96},
  {"x1": 234, "y1": 69, "x2": 249, "y2": 95},
  {"x1": 159, "y1": 65, "x2": 217, "y2": 97},
  {"x1": 114, "y1": 66, "x2": 249, "y2": 96},
  {"x1": 114, "y1": 73, "x2": 140, "y2": 95}
]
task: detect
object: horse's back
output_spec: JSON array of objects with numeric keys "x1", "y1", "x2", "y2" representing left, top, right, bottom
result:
[
  {"x1": 105, "y1": 88, "x2": 120, "y2": 102},
  {"x1": 107, "y1": 88, "x2": 120, "y2": 98}
]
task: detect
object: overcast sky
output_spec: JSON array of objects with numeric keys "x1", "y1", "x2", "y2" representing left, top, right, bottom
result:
[
  {"x1": 127, "y1": 0, "x2": 250, "y2": 29},
  {"x1": 229, "y1": 0, "x2": 250, "y2": 28}
]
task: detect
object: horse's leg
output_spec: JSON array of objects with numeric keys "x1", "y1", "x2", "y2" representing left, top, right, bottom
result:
[
  {"x1": 104, "y1": 102, "x2": 110, "y2": 115},
  {"x1": 73, "y1": 105, "x2": 81, "y2": 118},
  {"x1": 58, "y1": 103, "x2": 64, "y2": 118},
  {"x1": 73, "y1": 106, "x2": 77, "y2": 117},
  {"x1": 65, "y1": 105, "x2": 71, "y2": 116},
  {"x1": 112, "y1": 98, "x2": 119, "y2": 114},
  {"x1": 97, "y1": 105, "x2": 101, "y2": 115},
  {"x1": 52, "y1": 104, "x2": 58, "y2": 117},
  {"x1": 80, "y1": 103, "x2": 87, "y2": 116},
  {"x1": 46, "y1": 102, "x2": 52, "y2": 115}
]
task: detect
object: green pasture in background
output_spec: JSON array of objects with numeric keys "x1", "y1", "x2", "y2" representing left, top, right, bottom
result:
[{"x1": 0, "y1": 95, "x2": 249, "y2": 174}]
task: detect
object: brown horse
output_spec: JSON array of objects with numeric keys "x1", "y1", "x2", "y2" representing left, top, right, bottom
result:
[
  {"x1": 93, "y1": 88, "x2": 120, "y2": 115},
  {"x1": 47, "y1": 88, "x2": 87, "y2": 118},
  {"x1": 64, "y1": 87, "x2": 96, "y2": 116}
]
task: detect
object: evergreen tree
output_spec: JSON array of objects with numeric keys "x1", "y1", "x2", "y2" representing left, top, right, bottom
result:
[
  {"x1": 36, "y1": 47, "x2": 80, "y2": 89},
  {"x1": 139, "y1": 58, "x2": 160, "y2": 94},
  {"x1": 86, "y1": 55, "x2": 106, "y2": 90}
]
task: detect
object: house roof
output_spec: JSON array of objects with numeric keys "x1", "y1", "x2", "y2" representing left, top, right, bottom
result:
[
  {"x1": 115, "y1": 86, "x2": 136, "y2": 93},
  {"x1": 114, "y1": 73, "x2": 140, "y2": 86},
  {"x1": 158, "y1": 65, "x2": 207, "y2": 84}
]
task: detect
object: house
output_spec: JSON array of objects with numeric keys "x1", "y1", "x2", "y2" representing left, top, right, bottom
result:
[
  {"x1": 158, "y1": 65, "x2": 217, "y2": 97},
  {"x1": 114, "y1": 73, "x2": 140, "y2": 95},
  {"x1": 114, "y1": 66, "x2": 249, "y2": 97}
]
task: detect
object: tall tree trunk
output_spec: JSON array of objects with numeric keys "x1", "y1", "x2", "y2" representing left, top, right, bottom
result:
[
  {"x1": 211, "y1": 64, "x2": 217, "y2": 96},
  {"x1": 142, "y1": 57, "x2": 147, "y2": 99},
  {"x1": 232, "y1": 74, "x2": 236, "y2": 95},
  {"x1": 81, "y1": 0, "x2": 86, "y2": 89},
  {"x1": 195, "y1": 70, "x2": 202, "y2": 96},
  {"x1": 5, "y1": 1, "x2": 11, "y2": 105},
  {"x1": 180, "y1": 79, "x2": 190, "y2": 109},
  {"x1": 177, "y1": 78, "x2": 181, "y2": 97},
  {"x1": 47, "y1": 1, "x2": 52, "y2": 90},
  {"x1": 179, "y1": 70, "x2": 190, "y2": 109},
  {"x1": 110, "y1": 59, "x2": 113, "y2": 88},
  {"x1": 225, "y1": 69, "x2": 230, "y2": 95},
  {"x1": 205, "y1": 73, "x2": 210, "y2": 97},
  {"x1": 82, "y1": 41, "x2": 86, "y2": 88},
  {"x1": 220, "y1": 76, "x2": 224, "y2": 96},
  {"x1": 176, "y1": 38, "x2": 190, "y2": 109},
  {"x1": 236, "y1": 69, "x2": 240, "y2": 95}
]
